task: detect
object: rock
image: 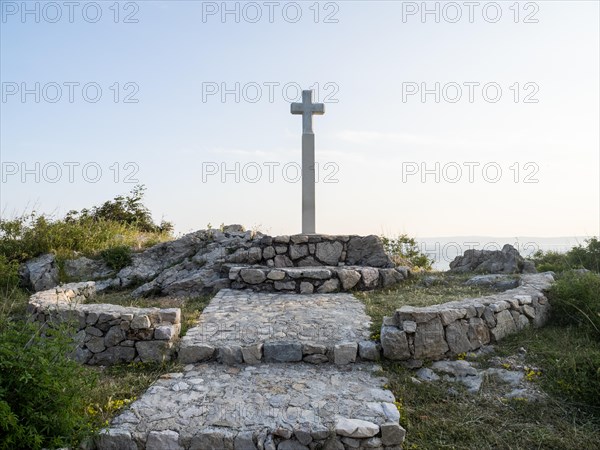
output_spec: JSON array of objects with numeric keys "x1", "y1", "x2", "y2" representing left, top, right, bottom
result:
[
  {"x1": 315, "y1": 241, "x2": 343, "y2": 265},
  {"x1": 415, "y1": 367, "x2": 439, "y2": 382},
  {"x1": 299, "y1": 282, "x2": 314, "y2": 294},
  {"x1": 146, "y1": 430, "x2": 183, "y2": 450},
  {"x1": 277, "y1": 441, "x2": 308, "y2": 450},
  {"x1": 335, "y1": 417, "x2": 379, "y2": 438},
  {"x1": 381, "y1": 326, "x2": 411, "y2": 360},
  {"x1": 465, "y1": 274, "x2": 519, "y2": 290},
  {"x1": 104, "y1": 326, "x2": 126, "y2": 347},
  {"x1": 450, "y1": 244, "x2": 530, "y2": 274},
  {"x1": 96, "y1": 428, "x2": 137, "y2": 450},
  {"x1": 263, "y1": 246, "x2": 276, "y2": 259},
  {"x1": 240, "y1": 268, "x2": 267, "y2": 285},
  {"x1": 63, "y1": 256, "x2": 114, "y2": 281},
  {"x1": 380, "y1": 422, "x2": 406, "y2": 446},
  {"x1": 359, "y1": 267, "x2": 380, "y2": 289},
  {"x1": 234, "y1": 431, "x2": 257, "y2": 450},
  {"x1": 136, "y1": 340, "x2": 173, "y2": 363},
  {"x1": 401, "y1": 321, "x2": 417, "y2": 333},
  {"x1": 274, "y1": 255, "x2": 294, "y2": 268},
  {"x1": 490, "y1": 310, "x2": 517, "y2": 341},
  {"x1": 333, "y1": 342, "x2": 357, "y2": 365},
  {"x1": 336, "y1": 269, "x2": 361, "y2": 290},
  {"x1": 264, "y1": 341, "x2": 302, "y2": 362},
  {"x1": 155, "y1": 325, "x2": 177, "y2": 340},
  {"x1": 445, "y1": 321, "x2": 471, "y2": 354},
  {"x1": 178, "y1": 344, "x2": 215, "y2": 363},
  {"x1": 379, "y1": 268, "x2": 404, "y2": 288},
  {"x1": 267, "y1": 270, "x2": 286, "y2": 281},
  {"x1": 414, "y1": 317, "x2": 448, "y2": 360},
  {"x1": 88, "y1": 346, "x2": 135, "y2": 365},
  {"x1": 317, "y1": 279, "x2": 339, "y2": 293},
  {"x1": 223, "y1": 224, "x2": 245, "y2": 233},
  {"x1": 358, "y1": 341, "x2": 380, "y2": 361},
  {"x1": 86, "y1": 336, "x2": 106, "y2": 353},
  {"x1": 467, "y1": 318, "x2": 490, "y2": 349},
  {"x1": 346, "y1": 235, "x2": 394, "y2": 268},
  {"x1": 290, "y1": 244, "x2": 309, "y2": 260},
  {"x1": 303, "y1": 354, "x2": 329, "y2": 364},
  {"x1": 217, "y1": 345, "x2": 244, "y2": 365},
  {"x1": 431, "y1": 360, "x2": 478, "y2": 377},
  {"x1": 19, "y1": 253, "x2": 59, "y2": 291},
  {"x1": 241, "y1": 344, "x2": 263, "y2": 365},
  {"x1": 274, "y1": 281, "x2": 296, "y2": 291}
]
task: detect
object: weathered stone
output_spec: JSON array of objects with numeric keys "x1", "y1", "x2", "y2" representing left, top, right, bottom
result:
[
  {"x1": 302, "y1": 343, "x2": 327, "y2": 355},
  {"x1": 234, "y1": 431, "x2": 257, "y2": 450},
  {"x1": 146, "y1": 430, "x2": 183, "y2": 450},
  {"x1": 274, "y1": 281, "x2": 296, "y2": 291},
  {"x1": 380, "y1": 422, "x2": 406, "y2": 446},
  {"x1": 450, "y1": 244, "x2": 528, "y2": 274},
  {"x1": 105, "y1": 325, "x2": 126, "y2": 347},
  {"x1": 63, "y1": 256, "x2": 114, "y2": 281},
  {"x1": 240, "y1": 268, "x2": 267, "y2": 285},
  {"x1": 19, "y1": 253, "x2": 59, "y2": 291},
  {"x1": 396, "y1": 306, "x2": 438, "y2": 324},
  {"x1": 415, "y1": 367, "x2": 440, "y2": 382},
  {"x1": 160, "y1": 308, "x2": 181, "y2": 324},
  {"x1": 190, "y1": 429, "x2": 235, "y2": 450},
  {"x1": 334, "y1": 342, "x2": 357, "y2": 365},
  {"x1": 337, "y1": 269, "x2": 361, "y2": 290},
  {"x1": 178, "y1": 344, "x2": 215, "y2": 363},
  {"x1": 241, "y1": 344, "x2": 263, "y2": 365},
  {"x1": 263, "y1": 341, "x2": 302, "y2": 362},
  {"x1": 522, "y1": 305, "x2": 535, "y2": 319},
  {"x1": 346, "y1": 235, "x2": 393, "y2": 268},
  {"x1": 491, "y1": 310, "x2": 517, "y2": 341},
  {"x1": 136, "y1": 340, "x2": 173, "y2": 363},
  {"x1": 359, "y1": 267, "x2": 380, "y2": 289},
  {"x1": 414, "y1": 318, "x2": 449, "y2": 360},
  {"x1": 267, "y1": 270, "x2": 286, "y2": 281},
  {"x1": 273, "y1": 235, "x2": 290, "y2": 244},
  {"x1": 274, "y1": 255, "x2": 294, "y2": 268},
  {"x1": 89, "y1": 346, "x2": 135, "y2": 365},
  {"x1": 315, "y1": 241, "x2": 343, "y2": 265},
  {"x1": 263, "y1": 246, "x2": 276, "y2": 260},
  {"x1": 439, "y1": 308, "x2": 466, "y2": 326},
  {"x1": 317, "y1": 279, "x2": 339, "y2": 293},
  {"x1": 86, "y1": 336, "x2": 106, "y2": 353},
  {"x1": 445, "y1": 321, "x2": 471, "y2": 354},
  {"x1": 381, "y1": 326, "x2": 411, "y2": 360},
  {"x1": 217, "y1": 345, "x2": 244, "y2": 365},
  {"x1": 96, "y1": 428, "x2": 137, "y2": 450},
  {"x1": 401, "y1": 320, "x2": 417, "y2": 333},
  {"x1": 131, "y1": 314, "x2": 151, "y2": 330},
  {"x1": 303, "y1": 354, "x2": 329, "y2": 364},
  {"x1": 294, "y1": 428, "x2": 313, "y2": 445},
  {"x1": 467, "y1": 317, "x2": 490, "y2": 349},
  {"x1": 358, "y1": 341, "x2": 380, "y2": 361},
  {"x1": 290, "y1": 244, "x2": 309, "y2": 260},
  {"x1": 278, "y1": 441, "x2": 308, "y2": 450},
  {"x1": 335, "y1": 417, "x2": 379, "y2": 438},
  {"x1": 482, "y1": 307, "x2": 496, "y2": 327},
  {"x1": 155, "y1": 324, "x2": 177, "y2": 340},
  {"x1": 299, "y1": 282, "x2": 314, "y2": 294}
]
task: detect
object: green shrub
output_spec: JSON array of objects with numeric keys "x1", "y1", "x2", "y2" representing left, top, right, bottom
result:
[
  {"x1": 549, "y1": 271, "x2": 600, "y2": 337},
  {"x1": 533, "y1": 237, "x2": 600, "y2": 273},
  {"x1": 0, "y1": 255, "x2": 19, "y2": 290},
  {"x1": 100, "y1": 245, "x2": 133, "y2": 271},
  {"x1": 381, "y1": 234, "x2": 433, "y2": 270},
  {"x1": 0, "y1": 318, "x2": 96, "y2": 449}
]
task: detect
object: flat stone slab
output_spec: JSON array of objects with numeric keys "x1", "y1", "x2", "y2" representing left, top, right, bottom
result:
[
  {"x1": 179, "y1": 289, "x2": 375, "y2": 365},
  {"x1": 100, "y1": 362, "x2": 404, "y2": 449}
]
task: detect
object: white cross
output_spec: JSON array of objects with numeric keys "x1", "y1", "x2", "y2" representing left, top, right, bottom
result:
[
  {"x1": 290, "y1": 90, "x2": 325, "y2": 233},
  {"x1": 291, "y1": 90, "x2": 325, "y2": 134}
]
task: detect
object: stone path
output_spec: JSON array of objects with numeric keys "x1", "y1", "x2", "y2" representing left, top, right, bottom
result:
[
  {"x1": 101, "y1": 290, "x2": 404, "y2": 449},
  {"x1": 179, "y1": 290, "x2": 377, "y2": 365},
  {"x1": 101, "y1": 363, "x2": 404, "y2": 449}
]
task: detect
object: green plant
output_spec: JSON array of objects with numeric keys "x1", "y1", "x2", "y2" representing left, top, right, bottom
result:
[
  {"x1": 381, "y1": 234, "x2": 433, "y2": 270},
  {"x1": 100, "y1": 246, "x2": 133, "y2": 271},
  {"x1": 0, "y1": 318, "x2": 96, "y2": 449},
  {"x1": 532, "y1": 237, "x2": 600, "y2": 273},
  {"x1": 549, "y1": 270, "x2": 600, "y2": 337},
  {"x1": 0, "y1": 255, "x2": 19, "y2": 290}
]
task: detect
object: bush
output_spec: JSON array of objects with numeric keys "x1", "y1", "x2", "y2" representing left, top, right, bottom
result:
[
  {"x1": 0, "y1": 318, "x2": 96, "y2": 449},
  {"x1": 100, "y1": 245, "x2": 132, "y2": 271},
  {"x1": 0, "y1": 256, "x2": 19, "y2": 291},
  {"x1": 533, "y1": 237, "x2": 600, "y2": 273},
  {"x1": 381, "y1": 234, "x2": 433, "y2": 270},
  {"x1": 549, "y1": 270, "x2": 600, "y2": 338}
]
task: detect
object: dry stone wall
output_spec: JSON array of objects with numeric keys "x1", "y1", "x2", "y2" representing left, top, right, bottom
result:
[
  {"x1": 28, "y1": 282, "x2": 181, "y2": 365},
  {"x1": 380, "y1": 273, "x2": 554, "y2": 362}
]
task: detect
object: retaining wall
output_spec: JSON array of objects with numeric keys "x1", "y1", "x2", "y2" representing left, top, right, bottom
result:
[
  {"x1": 28, "y1": 282, "x2": 181, "y2": 365},
  {"x1": 380, "y1": 273, "x2": 554, "y2": 362}
]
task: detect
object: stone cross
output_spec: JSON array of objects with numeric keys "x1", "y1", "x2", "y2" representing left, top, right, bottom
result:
[{"x1": 291, "y1": 90, "x2": 325, "y2": 234}]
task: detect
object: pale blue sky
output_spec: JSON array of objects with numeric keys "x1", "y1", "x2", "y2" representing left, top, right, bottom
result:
[{"x1": 1, "y1": 1, "x2": 598, "y2": 238}]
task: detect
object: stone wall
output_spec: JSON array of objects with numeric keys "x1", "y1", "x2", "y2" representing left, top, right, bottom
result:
[
  {"x1": 228, "y1": 265, "x2": 409, "y2": 293},
  {"x1": 380, "y1": 273, "x2": 554, "y2": 362},
  {"x1": 28, "y1": 281, "x2": 181, "y2": 365}
]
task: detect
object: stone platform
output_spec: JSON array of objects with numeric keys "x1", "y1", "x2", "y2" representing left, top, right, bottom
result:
[
  {"x1": 178, "y1": 290, "x2": 378, "y2": 365},
  {"x1": 99, "y1": 362, "x2": 405, "y2": 450}
]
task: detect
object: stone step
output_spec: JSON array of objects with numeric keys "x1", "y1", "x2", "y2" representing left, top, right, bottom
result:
[
  {"x1": 178, "y1": 289, "x2": 381, "y2": 366},
  {"x1": 227, "y1": 265, "x2": 409, "y2": 293},
  {"x1": 99, "y1": 362, "x2": 405, "y2": 450}
]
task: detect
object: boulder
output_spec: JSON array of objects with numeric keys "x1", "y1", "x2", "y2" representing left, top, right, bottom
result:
[
  {"x1": 63, "y1": 256, "x2": 114, "y2": 281},
  {"x1": 450, "y1": 244, "x2": 536, "y2": 274},
  {"x1": 346, "y1": 235, "x2": 394, "y2": 268},
  {"x1": 19, "y1": 253, "x2": 59, "y2": 291}
]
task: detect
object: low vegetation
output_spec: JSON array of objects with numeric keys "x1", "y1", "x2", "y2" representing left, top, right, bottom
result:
[{"x1": 381, "y1": 234, "x2": 433, "y2": 271}]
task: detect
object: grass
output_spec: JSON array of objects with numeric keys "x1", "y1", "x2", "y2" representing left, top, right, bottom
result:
[
  {"x1": 383, "y1": 325, "x2": 600, "y2": 449},
  {"x1": 355, "y1": 273, "x2": 498, "y2": 335},
  {"x1": 358, "y1": 272, "x2": 600, "y2": 449}
]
